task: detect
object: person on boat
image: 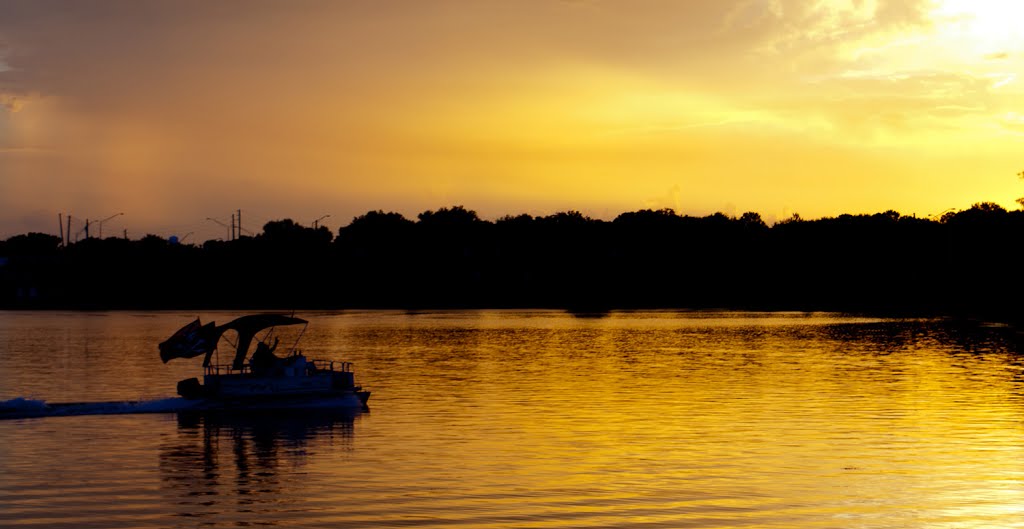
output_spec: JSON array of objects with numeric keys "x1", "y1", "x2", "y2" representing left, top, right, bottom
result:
[{"x1": 250, "y1": 337, "x2": 281, "y2": 375}]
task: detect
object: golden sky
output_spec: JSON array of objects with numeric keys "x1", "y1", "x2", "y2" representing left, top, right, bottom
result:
[{"x1": 1, "y1": 0, "x2": 1022, "y2": 239}]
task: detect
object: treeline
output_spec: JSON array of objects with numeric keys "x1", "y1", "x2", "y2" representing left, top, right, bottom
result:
[{"x1": 1, "y1": 203, "x2": 1022, "y2": 317}]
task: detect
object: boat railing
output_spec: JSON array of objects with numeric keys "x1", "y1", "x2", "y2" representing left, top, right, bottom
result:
[
  {"x1": 204, "y1": 359, "x2": 352, "y2": 375},
  {"x1": 205, "y1": 364, "x2": 251, "y2": 376},
  {"x1": 310, "y1": 360, "x2": 352, "y2": 372}
]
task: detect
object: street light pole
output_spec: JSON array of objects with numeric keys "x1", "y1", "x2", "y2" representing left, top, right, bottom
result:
[
  {"x1": 206, "y1": 217, "x2": 231, "y2": 240},
  {"x1": 97, "y1": 212, "x2": 124, "y2": 239},
  {"x1": 312, "y1": 214, "x2": 331, "y2": 229}
]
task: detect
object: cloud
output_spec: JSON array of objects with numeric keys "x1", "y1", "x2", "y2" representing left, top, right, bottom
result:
[
  {"x1": 0, "y1": 0, "x2": 1022, "y2": 237},
  {"x1": 741, "y1": 0, "x2": 933, "y2": 55},
  {"x1": 990, "y1": 74, "x2": 1016, "y2": 89},
  {"x1": 1000, "y1": 112, "x2": 1024, "y2": 132},
  {"x1": 0, "y1": 93, "x2": 21, "y2": 111}
]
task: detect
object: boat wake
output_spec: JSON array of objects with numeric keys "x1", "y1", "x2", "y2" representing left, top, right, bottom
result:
[
  {"x1": 0, "y1": 394, "x2": 368, "y2": 420},
  {"x1": 0, "y1": 396, "x2": 198, "y2": 420}
]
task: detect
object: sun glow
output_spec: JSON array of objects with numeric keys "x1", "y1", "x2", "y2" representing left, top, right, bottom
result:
[
  {"x1": 851, "y1": 1, "x2": 1024, "y2": 76},
  {"x1": 931, "y1": 0, "x2": 1024, "y2": 50},
  {"x1": 923, "y1": 0, "x2": 1024, "y2": 85}
]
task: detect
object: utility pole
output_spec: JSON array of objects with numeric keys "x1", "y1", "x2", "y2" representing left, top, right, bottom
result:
[
  {"x1": 237, "y1": 209, "x2": 242, "y2": 239},
  {"x1": 66, "y1": 216, "x2": 72, "y2": 245},
  {"x1": 231, "y1": 213, "x2": 236, "y2": 241},
  {"x1": 58, "y1": 213, "x2": 65, "y2": 247}
]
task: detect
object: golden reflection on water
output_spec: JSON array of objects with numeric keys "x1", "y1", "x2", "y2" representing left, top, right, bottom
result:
[{"x1": 1, "y1": 311, "x2": 1023, "y2": 528}]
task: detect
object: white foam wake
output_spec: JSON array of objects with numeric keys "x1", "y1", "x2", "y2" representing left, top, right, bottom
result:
[
  {"x1": 0, "y1": 393, "x2": 366, "y2": 420},
  {"x1": 0, "y1": 396, "x2": 195, "y2": 420}
]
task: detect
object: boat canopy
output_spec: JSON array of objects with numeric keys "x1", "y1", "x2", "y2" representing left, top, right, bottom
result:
[
  {"x1": 219, "y1": 314, "x2": 308, "y2": 370},
  {"x1": 159, "y1": 314, "x2": 308, "y2": 369}
]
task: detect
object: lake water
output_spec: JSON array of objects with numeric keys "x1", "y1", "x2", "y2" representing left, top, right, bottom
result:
[{"x1": 1, "y1": 310, "x2": 1023, "y2": 528}]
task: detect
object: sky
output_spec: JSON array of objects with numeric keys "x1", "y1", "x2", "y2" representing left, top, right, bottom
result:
[{"x1": 1, "y1": 0, "x2": 1022, "y2": 240}]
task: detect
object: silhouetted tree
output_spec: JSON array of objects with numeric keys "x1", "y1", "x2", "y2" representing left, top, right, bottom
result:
[
  {"x1": 776, "y1": 213, "x2": 803, "y2": 225},
  {"x1": 417, "y1": 205, "x2": 482, "y2": 227},
  {"x1": 139, "y1": 234, "x2": 168, "y2": 248},
  {"x1": 336, "y1": 210, "x2": 415, "y2": 247},
  {"x1": 261, "y1": 219, "x2": 332, "y2": 247},
  {"x1": 1, "y1": 233, "x2": 62, "y2": 255},
  {"x1": 739, "y1": 212, "x2": 768, "y2": 230},
  {"x1": 5, "y1": 202, "x2": 1024, "y2": 318}
]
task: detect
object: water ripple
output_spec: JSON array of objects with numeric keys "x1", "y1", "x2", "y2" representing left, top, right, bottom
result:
[{"x1": 2, "y1": 311, "x2": 1024, "y2": 528}]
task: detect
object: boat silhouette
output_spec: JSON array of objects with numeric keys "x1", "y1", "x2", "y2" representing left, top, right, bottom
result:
[{"x1": 160, "y1": 314, "x2": 370, "y2": 410}]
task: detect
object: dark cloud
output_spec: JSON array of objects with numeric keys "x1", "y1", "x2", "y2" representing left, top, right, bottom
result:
[{"x1": 0, "y1": 1, "x2": 1021, "y2": 238}]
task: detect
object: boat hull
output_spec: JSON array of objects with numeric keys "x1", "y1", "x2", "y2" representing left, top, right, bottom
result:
[
  {"x1": 180, "y1": 391, "x2": 370, "y2": 412},
  {"x1": 177, "y1": 370, "x2": 370, "y2": 411}
]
